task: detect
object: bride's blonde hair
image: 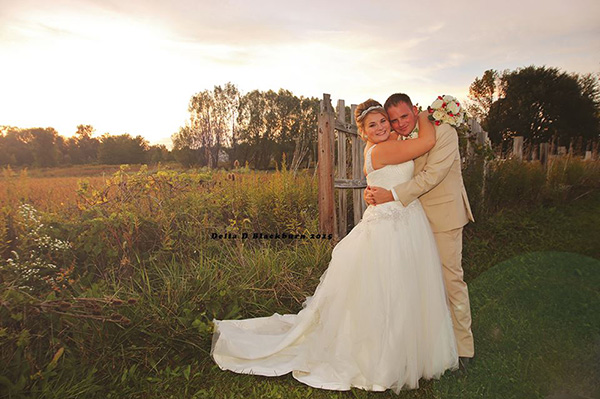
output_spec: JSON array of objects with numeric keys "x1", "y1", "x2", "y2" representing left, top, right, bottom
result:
[{"x1": 354, "y1": 99, "x2": 387, "y2": 141}]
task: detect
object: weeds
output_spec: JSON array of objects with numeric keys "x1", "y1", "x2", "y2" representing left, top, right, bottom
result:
[{"x1": 0, "y1": 160, "x2": 598, "y2": 398}]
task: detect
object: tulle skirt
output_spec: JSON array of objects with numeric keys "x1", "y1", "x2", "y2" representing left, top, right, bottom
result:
[{"x1": 211, "y1": 200, "x2": 458, "y2": 393}]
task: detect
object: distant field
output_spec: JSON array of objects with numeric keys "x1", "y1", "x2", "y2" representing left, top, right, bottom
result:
[
  {"x1": 2, "y1": 162, "x2": 185, "y2": 178},
  {"x1": 0, "y1": 163, "x2": 184, "y2": 212}
]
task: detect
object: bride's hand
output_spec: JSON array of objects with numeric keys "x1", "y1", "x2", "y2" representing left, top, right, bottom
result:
[
  {"x1": 369, "y1": 186, "x2": 394, "y2": 205},
  {"x1": 364, "y1": 186, "x2": 375, "y2": 205}
]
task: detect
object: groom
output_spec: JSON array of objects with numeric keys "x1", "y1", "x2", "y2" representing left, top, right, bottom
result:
[{"x1": 365, "y1": 93, "x2": 475, "y2": 366}]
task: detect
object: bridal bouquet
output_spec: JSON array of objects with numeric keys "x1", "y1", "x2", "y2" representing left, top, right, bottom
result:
[{"x1": 427, "y1": 95, "x2": 465, "y2": 127}]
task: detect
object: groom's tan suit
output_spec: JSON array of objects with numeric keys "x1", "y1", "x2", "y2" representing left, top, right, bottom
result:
[{"x1": 393, "y1": 122, "x2": 475, "y2": 357}]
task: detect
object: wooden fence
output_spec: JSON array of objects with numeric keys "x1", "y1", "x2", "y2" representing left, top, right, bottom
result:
[
  {"x1": 495, "y1": 137, "x2": 598, "y2": 164},
  {"x1": 318, "y1": 94, "x2": 599, "y2": 238},
  {"x1": 317, "y1": 94, "x2": 366, "y2": 240}
]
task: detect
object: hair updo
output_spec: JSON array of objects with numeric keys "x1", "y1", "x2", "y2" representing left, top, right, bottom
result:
[{"x1": 354, "y1": 99, "x2": 387, "y2": 141}]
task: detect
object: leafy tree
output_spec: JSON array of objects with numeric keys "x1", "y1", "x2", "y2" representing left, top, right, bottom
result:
[
  {"x1": 65, "y1": 125, "x2": 100, "y2": 164},
  {"x1": 290, "y1": 96, "x2": 319, "y2": 171},
  {"x1": 0, "y1": 127, "x2": 31, "y2": 166},
  {"x1": 30, "y1": 128, "x2": 62, "y2": 167},
  {"x1": 98, "y1": 134, "x2": 148, "y2": 164},
  {"x1": 467, "y1": 69, "x2": 501, "y2": 125},
  {"x1": 0, "y1": 127, "x2": 61, "y2": 167},
  {"x1": 236, "y1": 89, "x2": 270, "y2": 168},
  {"x1": 172, "y1": 146, "x2": 203, "y2": 168},
  {"x1": 173, "y1": 84, "x2": 318, "y2": 169},
  {"x1": 485, "y1": 66, "x2": 600, "y2": 145},
  {"x1": 214, "y1": 82, "x2": 240, "y2": 155},
  {"x1": 172, "y1": 83, "x2": 240, "y2": 168},
  {"x1": 574, "y1": 72, "x2": 600, "y2": 124},
  {"x1": 235, "y1": 89, "x2": 319, "y2": 169},
  {"x1": 146, "y1": 144, "x2": 173, "y2": 164}
]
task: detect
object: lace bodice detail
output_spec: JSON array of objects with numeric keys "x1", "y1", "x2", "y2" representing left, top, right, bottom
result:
[{"x1": 365, "y1": 145, "x2": 414, "y2": 189}]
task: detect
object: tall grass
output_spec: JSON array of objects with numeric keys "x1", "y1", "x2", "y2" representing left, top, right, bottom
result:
[
  {"x1": 0, "y1": 163, "x2": 327, "y2": 397},
  {"x1": 464, "y1": 156, "x2": 600, "y2": 216},
  {"x1": 1, "y1": 158, "x2": 599, "y2": 398}
]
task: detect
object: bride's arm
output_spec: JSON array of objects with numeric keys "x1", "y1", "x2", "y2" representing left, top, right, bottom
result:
[{"x1": 372, "y1": 112, "x2": 435, "y2": 166}]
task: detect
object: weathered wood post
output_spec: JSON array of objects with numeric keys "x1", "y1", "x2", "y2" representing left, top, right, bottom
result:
[
  {"x1": 351, "y1": 105, "x2": 367, "y2": 224},
  {"x1": 512, "y1": 136, "x2": 524, "y2": 161},
  {"x1": 475, "y1": 129, "x2": 488, "y2": 147},
  {"x1": 318, "y1": 94, "x2": 367, "y2": 239},
  {"x1": 318, "y1": 94, "x2": 335, "y2": 236},
  {"x1": 558, "y1": 146, "x2": 567, "y2": 157},
  {"x1": 531, "y1": 143, "x2": 538, "y2": 161},
  {"x1": 469, "y1": 120, "x2": 489, "y2": 211},
  {"x1": 540, "y1": 142, "x2": 550, "y2": 169},
  {"x1": 568, "y1": 137, "x2": 575, "y2": 156},
  {"x1": 576, "y1": 136, "x2": 583, "y2": 156},
  {"x1": 336, "y1": 100, "x2": 347, "y2": 240}
]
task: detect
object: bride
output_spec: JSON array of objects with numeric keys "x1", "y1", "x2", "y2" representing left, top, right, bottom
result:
[{"x1": 211, "y1": 99, "x2": 458, "y2": 393}]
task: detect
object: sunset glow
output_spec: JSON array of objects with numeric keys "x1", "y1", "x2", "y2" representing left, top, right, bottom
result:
[{"x1": 1, "y1": 0, "x2": 599, "y2": 146}]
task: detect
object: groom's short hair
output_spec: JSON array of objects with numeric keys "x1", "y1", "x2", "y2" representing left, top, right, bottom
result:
[{"x1": 384, "y1": 93, "x2": 413, "y2": 110}]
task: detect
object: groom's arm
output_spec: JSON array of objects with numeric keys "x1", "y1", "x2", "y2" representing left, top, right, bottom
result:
[{"x1": 393, "y1": 123, "x2": 458, "y2": 206}]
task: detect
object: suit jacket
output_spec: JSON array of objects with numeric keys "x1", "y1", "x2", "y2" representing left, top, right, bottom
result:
[{"x1": 393, "y1": 122, "x2": 474, "y2": 233}]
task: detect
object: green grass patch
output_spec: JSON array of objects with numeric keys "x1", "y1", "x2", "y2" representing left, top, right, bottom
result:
[
  {"x1": 6, "y1": 252, "x2": 596, "y2": 398},
  {"x1": 463, "y1": 191, "x2": 600, "y2": 282},
  {"x1": 183, "y1": 252, "x2": 600, "y2": 399},
  {"x1": 434, "y1": 251, "x2": 600, "y2": 399}
]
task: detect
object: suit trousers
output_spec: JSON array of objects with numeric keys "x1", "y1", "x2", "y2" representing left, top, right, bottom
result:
[{"x1": 433, "y1": 227, "x2": 474, "y2": 358}]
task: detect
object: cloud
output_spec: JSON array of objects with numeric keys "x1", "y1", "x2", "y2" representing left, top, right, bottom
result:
[{"x1": 0, "y1": 0, "x2": 598, "y2": 144}]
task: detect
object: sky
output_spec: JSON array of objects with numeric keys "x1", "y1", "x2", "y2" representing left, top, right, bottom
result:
[{"x1": 1, "y1": 0, "x2": 599, "y2": 147}]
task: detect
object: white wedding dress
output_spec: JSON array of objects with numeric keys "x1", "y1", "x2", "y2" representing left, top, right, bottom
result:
[{"x1": 211, "y1": 146, "x2": 458, "y2": 393}]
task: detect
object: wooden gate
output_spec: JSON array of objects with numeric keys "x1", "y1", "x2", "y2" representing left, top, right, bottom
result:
[{"x1": 318, "y1": 94, "x2": 367, "y2": 240}]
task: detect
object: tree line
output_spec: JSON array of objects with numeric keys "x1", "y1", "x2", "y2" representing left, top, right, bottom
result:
[
  {"x1": 467, "y1": 66, "x2": 600, "y2": 149},
  {"x1": 2, "y1": 66, "x2": 598, "y2": 170},
  {"x1": 0, "y1": 84, "x2": 320, "y2": 171},
  {"x1": 171, "y1": 83, "x2": 320, "y2": 170},
  {"x1": 0, "y1": 125, "x2": 171, "y2": 168}
]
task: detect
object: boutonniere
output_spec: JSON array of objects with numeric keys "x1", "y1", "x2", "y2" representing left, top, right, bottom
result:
[
  {"x1": 406, "y1": 126, "x2": 419, "y2": 140},
  {"x1": 398, "y1": 126, "x2": 419, "y2": 140},
  {"x1": 427, "y1": 95, "x2": 466, "y2": 127}
]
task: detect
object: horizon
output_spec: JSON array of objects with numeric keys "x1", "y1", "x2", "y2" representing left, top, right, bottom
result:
[{"x1": 1, "y1": 0, "x2": 598, "y2": 148}]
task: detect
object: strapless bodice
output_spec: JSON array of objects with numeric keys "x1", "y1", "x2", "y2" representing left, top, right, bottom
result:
[{"x1": 365, "y1": 145, "x2": 414, "y2": 190}]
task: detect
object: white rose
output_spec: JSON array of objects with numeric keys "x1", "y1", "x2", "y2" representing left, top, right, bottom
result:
[
  {"x1": 433, "y1": 109, "x2": 446, "y2": 120},
  {"x1": 431, "y1": 99, "x2": 444, "y2": 109},
  {"x1": 448, "y1": 102, "x2": 460, "y2": 114},
  {"x1": 443, "y1": 95, "x2": 455, "y2": 103}
]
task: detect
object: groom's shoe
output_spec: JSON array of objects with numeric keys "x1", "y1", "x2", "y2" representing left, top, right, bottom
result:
[{"x1": 458, "y1": 356, "x2": 473, "y2": 373}]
